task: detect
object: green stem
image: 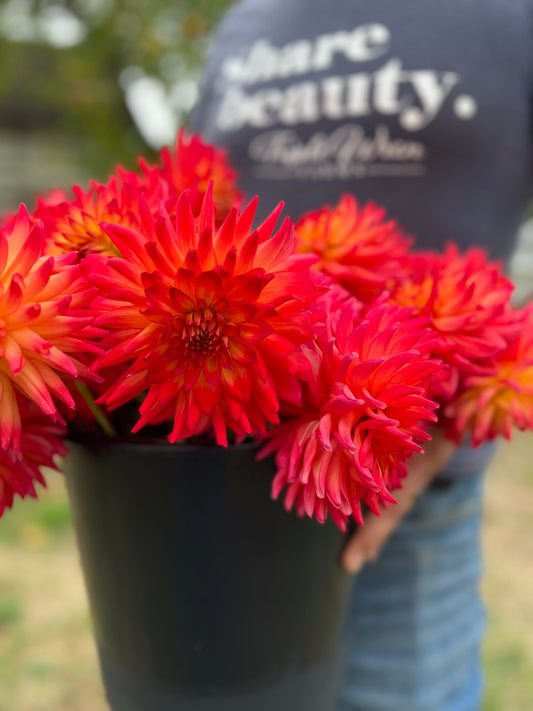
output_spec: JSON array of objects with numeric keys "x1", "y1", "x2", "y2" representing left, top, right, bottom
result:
[{"x1": 74, "y1": 382, "x2": 117, "y2": 438}]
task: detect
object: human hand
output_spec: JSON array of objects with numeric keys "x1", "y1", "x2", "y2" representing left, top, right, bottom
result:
[{"x1": 340, "y1": 429, "x2": 457, "y2": 574}]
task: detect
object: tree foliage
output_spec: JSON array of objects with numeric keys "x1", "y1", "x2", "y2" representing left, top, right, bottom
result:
[{"x1": 0, "y1": 0, "x2": 235, "y2": 175}]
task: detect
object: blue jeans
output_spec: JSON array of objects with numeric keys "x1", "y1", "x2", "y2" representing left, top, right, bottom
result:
[{"x1": 336, "y1": 475, "x2": 485, "y2": 711}]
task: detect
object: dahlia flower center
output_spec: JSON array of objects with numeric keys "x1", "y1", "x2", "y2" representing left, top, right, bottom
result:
[
  {"x1": 51, "y1": 209, "x2": 122, "y2": 257},
  {"x1": 295, "y1": 221, "x2": 329, "y2": 255},
  {"x1": 392, "y1": 276, "x2": 433, "y2": 310},
  {"x1": 180, "y1": 305, "x2": 224, "y2": 360}
]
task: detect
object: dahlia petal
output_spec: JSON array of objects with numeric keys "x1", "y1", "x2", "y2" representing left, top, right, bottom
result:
[
  {"x1": 234, "y1": 197, "x2": 258, "y2": 239},
  {"x1": 336, "y1": 415, "x2": 357, "y2": 453},
  {"x1": 315, "y1": 448, "x2": 332, "y2": 498},
  {"x1": 260, "y1": 272, "x2": 316, "y2": 308},
  {"x1": 119, "y1": 324, "x2": 159, "y2": 356},
  {"x1": 175, "y1": 191, "x2": 197, "y2": 252},
  {"x1": 97, "y1": 369, "x2": 148, "y2": 409},
  {"x1": 0, "y1": 231, "x2": 8, "y2": 276},
  {"x1": 11, "y1": 362, "x2": 58, "y2": 419},
  {"x1": 101, "y1": 223, "x2": 150, "y2": 268},
  {"x1": 213, "y1": 208, "x2": 238, "y2": 258},
  {"x1": 185, "y1": 248, "x2": 205, "y2": 274},
  {"x1": 228, "y1": 337, "x2": 258, "y2": 364},
  {"x1": 0, "y1": 376, "x2": 21, "y2": 450},
  {"x1": 325, "y1": 462, "x2": 343, "y2": 509},
  {"x1": 216, "y1": 346, "x2": 233, "y2": 370},
  {"x1": 318, "y1": 413, "x2": 333, "y2": 450},
  {"x1": 301, "y1": 435, "x2": 318, "y2": 484},
  {"x1": 5, "y1": 204, "x2": 33, "y2": 259},
  {"x1": 203, "y1": 356, "x2": 221, "y2": 387},
  {"x1": 145, "y1": 240, "x2": 175, "y2": 278},
  {"x1": 271, "y1": 469, "x2": 288, "y2": 500},
  {"x1": 197, "y1": 227, "x2": 215, "y2": 270},
  {"x1": 372, "y1": 351, "x2": 421, "y2": 383},
  {"x1": 313, "y1": 498, "x2": 328, "y2": 523},
  {"x1": 256, "y1": 202, "x2": 285, "y2": 242},
  {"x1": 328, "y1": 505, "x2": 348, "y2": 530},
  {"x1": 224, "y1": 273, "x2": 265, "y2": 304},
  {"x1": 169, "y1": 287, "x2": 195, "y2": 312},
  {"x1": 224, "y1": 306, "x2": 261, "y2": 332},
  {"x1": 220, "y1": 364, "x2": 251, "y2": 402},
  {"x1": 3, "y1": 336, "x2": 25, "y2": 375},
  {"x1": 373, "y1": 477, "x2": 397, "y2": 504},
  {"x1": 223, "y1": 391, "x2": 245, "y2": 422},
  {"x1": 239, "y1": 320, "x2": 275, "y2": 341},
  {"x1": 326, "y1": 393, "x2": 365, "y2": 415},
  {"x1": 3, "y1": 275, "x2": 24, "y2": 314},
  {"x1": 195, "y1": 375, "x2": 220, "y2": 414},
  {"x1": 234, "y1": 407, "x2": 253, "y2": 436},
  {"x1": 303, "y1": 481, "x2": 317, "y2": 518},
  {"x1": 361, "y1": 387, "x2": 387, "y2": 409},
  {"x1": 169, "y1": 392, "x2": 187, "y2": 441},
  {"x1": 194, "y1": 271, "x2": 223, "y2": 302},
  {"x1": 365, "y1": 494, "x2": 382, "y2": 516},
  {"x1": 184, "y1": 361, "x2": 202, "y2": 390},
  {"x1": 211, "y1": 405, "x2": 228, "y2": 446},
  {"x1": 220, "y1": 246, "x2": 237, "y2": 275},
  {"x1": 4, "y1": 222, "x2": 43, "y2": 281},
  {"x1": 249, "y1": 378, "x2": 280, "y2": 423},
  {"x1": 257, "y1": 216, "x2": 297, "y2": 271},
  {"x1": 185, "y1": 396, "x2": 203, "y2": 431},
  {"x1": 283, "y1": 479, "x2": 301, "y2": 512}
]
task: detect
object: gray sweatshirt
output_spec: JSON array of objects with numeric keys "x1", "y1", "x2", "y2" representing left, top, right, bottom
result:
[{"x1": 189, "y1": 0, "x2": 533, "y2": 475}]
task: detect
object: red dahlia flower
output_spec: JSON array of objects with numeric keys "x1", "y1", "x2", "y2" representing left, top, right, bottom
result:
[
  {"x1": 294, "y1": 195, "x2": 412, "y2": 303},
  {"x1": 140, "y1": 129, "x2": 242, "y2": 224},
  {"x1": 84, "y1": 188, "x2": 322, "y2": 445},
  {"x1": 0, "y1": 205, "x2": 102, "y2": 450},
  {"x1": 444, "y1": 308, "x2": 533, "y2": 446},
  {"x1": 35, "y1": 169, "x2": 164, "y2": 258},
  {"x1": 388, "y1": 245, "x2": 516, "y2": 400},
  {"x1": 261, "y1": 300, "x2": 443, "y2": 529},
  {"x1": 0, "y1": 397, "x2": 68, "y2": 518}
]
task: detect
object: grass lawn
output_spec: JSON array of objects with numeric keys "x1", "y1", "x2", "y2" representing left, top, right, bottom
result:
[
  {"x1": 1, "y1": 433, "x2": 532, "y2": 711},
  {"x1": 481, "y1": 431, "x2": 533, "y2": 710}
]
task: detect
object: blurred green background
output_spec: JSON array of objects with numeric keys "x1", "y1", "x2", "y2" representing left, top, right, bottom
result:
[
  {"x1": 0, "y1": 0, "x2": 235, "y2": 211},
  {"x1": 0, "y1": 1, "x2": 532, "y2": 710}
]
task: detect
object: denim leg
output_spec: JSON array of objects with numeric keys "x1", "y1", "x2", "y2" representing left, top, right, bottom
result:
[{"x1": 336, "y1": 475, "x2": 485, "y2": 711}]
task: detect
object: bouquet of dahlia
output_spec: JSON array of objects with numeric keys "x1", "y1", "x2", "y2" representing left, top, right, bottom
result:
[{"x1": 1, "y1": 131, "x2": 532, "y2": 529}]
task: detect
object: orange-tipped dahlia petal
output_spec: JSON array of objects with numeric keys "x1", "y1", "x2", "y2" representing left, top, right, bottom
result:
[
  {"x1": 444, "y1": 308, "x2": 533, "y2": 446},
  {"x1": 36, "y1": 169, "x2": 165, "y2": 258},
  {"x1": 295, "y1": 195, "x2": 412, "y2": 303},
  {"x1": 389, "y1": 245, "x2": 515, "y2": 401},
  {"x1": 0, "y1": 206, "x2": 101, "y2": 449}
]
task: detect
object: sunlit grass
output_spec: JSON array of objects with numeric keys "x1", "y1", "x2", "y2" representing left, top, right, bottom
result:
[
  {"x1": 0, "y1": 472, "x2": 71, "y2": 547},
  {"x1": 483, "y1": 618, "x2": 533, "y2": 711},
  {"x1": 481, "y1": 430, "x2": 533, "y2": 710},
  {"x1": 0, "y1": 472, "x2": 105, "y2": 711}
]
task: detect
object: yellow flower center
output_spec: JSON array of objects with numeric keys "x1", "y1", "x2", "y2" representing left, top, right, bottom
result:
[{"x1": 392, "y1": 275, "x2": 434, "y2": 311}]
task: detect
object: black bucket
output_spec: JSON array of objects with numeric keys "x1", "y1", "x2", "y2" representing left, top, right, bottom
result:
[{"x1": 64, "y1": 440, "x2": 351, "y2": 711}]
